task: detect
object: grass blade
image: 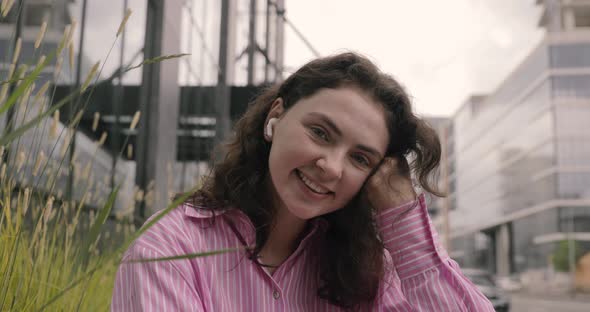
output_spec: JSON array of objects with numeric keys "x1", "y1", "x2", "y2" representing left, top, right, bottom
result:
[
  {"x1": 85, "y1": 185, "x2": 119, "y2": 252},
  {"x1": 0, "y1": 87, "x2": 77, "y2": 146},
  {"x1": 0, "y1": 51, "x2": 53, "y2": 115},
  {"x1": 126, "y1": 248, "x2": 242, "y2": 263},
  {"x1": 124, "y1": 53, "x2": 190, "y2": 73}
]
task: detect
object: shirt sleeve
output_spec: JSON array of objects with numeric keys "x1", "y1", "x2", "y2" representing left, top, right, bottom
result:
[
  {"x1": 111, "y1": 242, "x2": 205, "y2": 312},
  {"x1": 372, "y1": 194, "x2": 495, "y2": 311}
]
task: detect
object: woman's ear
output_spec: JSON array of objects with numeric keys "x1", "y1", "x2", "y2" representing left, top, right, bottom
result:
[
  {"x1": 264, "y1": 98, "x2": 285, "y2": 141},
  {"x1": 267, "y1": 97, "x2": 285, "y2": 118}
]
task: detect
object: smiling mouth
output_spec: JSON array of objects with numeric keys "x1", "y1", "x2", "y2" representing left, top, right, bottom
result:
[{"x1": 296, "y1": 170, "x2": 331, "y2": 195}]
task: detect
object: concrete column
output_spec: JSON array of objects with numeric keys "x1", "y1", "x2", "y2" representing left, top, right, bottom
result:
[
  {"x1": 247, "y1": 0, "x2": 257, "y2": 85},
  {"x1": 135, "y1": 0, "x2": 181, "y2": 220},
  {"x1": 274, "y1": 0, "x2": 285, "y2": 81},
  {"x1": 214, "y1": 0, "x2": 237, "y2": 150},
  {"x1": 496, "y1": 223, "x2": 512, "y2": 276},
  {"x1": 545, "y1": 0, "x2": 564, "y2": 32},
  {"x1": 563, "y1": 6, "x2": 576, "y2": 30}
]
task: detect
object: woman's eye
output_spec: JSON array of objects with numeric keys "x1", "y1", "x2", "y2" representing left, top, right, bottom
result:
[
  {"x1": 352, "y1": 154, "x2": 370, "y2": 167},
  {"x1": 310, "y1": 127, "x2": 329, "y2": 141}
]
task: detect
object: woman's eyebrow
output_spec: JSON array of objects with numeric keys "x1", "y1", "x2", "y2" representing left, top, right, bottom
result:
[
  {"x1": 308, "y1": 112, "x2": 342, "y2": 136},
  {"x1": 307, "y1": 112, "x2": 383, "y2": 159},
  {"x1": 356, "y1": 145, "x2": 382, "y2": 159}
]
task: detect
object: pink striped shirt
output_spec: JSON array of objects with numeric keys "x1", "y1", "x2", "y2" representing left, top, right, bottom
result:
[{"x1": 111, "y1": 194, "x2": 494, "y2": 311}]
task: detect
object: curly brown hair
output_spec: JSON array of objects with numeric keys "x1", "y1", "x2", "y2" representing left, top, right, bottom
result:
[{"x1": 190, "y1": 52, "x2": 443, "y2": 309}]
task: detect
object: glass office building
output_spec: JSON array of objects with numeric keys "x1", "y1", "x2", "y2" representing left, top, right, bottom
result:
[
  {"x1": 0, "y1": 0, "x2": 287, "y2": 217},
  {"x1": 448, "y1": 0, "x2": 590, "y2": 276}
]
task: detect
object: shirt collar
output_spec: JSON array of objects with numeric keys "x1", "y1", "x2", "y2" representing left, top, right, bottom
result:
[
  {"x1": 183, "y1": 203, "x2": 329, "y2": 246},
  {"x1": 183, "y1": 202, "x2": 226, "y2": 219}
]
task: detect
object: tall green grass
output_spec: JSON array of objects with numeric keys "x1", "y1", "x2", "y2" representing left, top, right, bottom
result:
[{"x1": 0, "y1": 6, "x2": 209, "y2": 311}]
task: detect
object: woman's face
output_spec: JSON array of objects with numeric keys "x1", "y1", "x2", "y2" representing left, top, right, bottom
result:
[{"x1": 266, "y1": 87, "x2": 389, "y2": 220}]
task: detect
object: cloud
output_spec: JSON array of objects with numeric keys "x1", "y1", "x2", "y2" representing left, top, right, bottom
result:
[
  {"x1": 284, "y1": 0, "x2": 545, "y2": 116},
  {"x1": 68, "y1": 0, "x2": 147, "y2": 84},
  {"x1": 71, "y1": 0, "x2": 545, "y2": 117}
]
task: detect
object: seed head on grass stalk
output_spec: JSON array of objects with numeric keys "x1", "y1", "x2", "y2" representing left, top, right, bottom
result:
[
  {"x1": 1, "y1": 0, "x2": 14, "y2": 17},
  {"x1": 82, "y1": 162, "x2": 91, "y2": 181},
  {"x1": 16, "y1": 150, "x2": 25, "y2": 172},
  {"x1": 11, "y1": 37, "x2": 21, "y2": 64},
  {"x1": 15, "y1": 64, "x2": 27, "y2": 87},
  {"x1": 33, "y1": 81, "x2": 50, "y2": 107},
  {"x1": 81, "y1": 62, "x2": 100, "y2": 93},
  {"x1": 43, "y1": 197, "x2": 54, "y2": 225},
  {"x1": 32, "y1": 150, "x2": 46, "y2": 177},
  {"x1": 54, "y1": 56, "x2": 63, "y2": 80},
  {"x1": 117, "y1": 8, "x2": 133, "y2": 37},
  {"x1": 13, "y1": 29, "x2": 202, "y2": 312},
  {"x1": 129, "y1": 111, "x2": 140, "y2": 130},
  {"x1": 70, "y1": 150, "x2": 79, "y2": 165},
  {"x1": 18, "y1": 83, "x2": 33, "y2": 109},
  {"x1": 97, "y1": 131, "x2": 107, "y2": 147},
  {"x1": 37, "y1": 55, "x2": 46, "y2": 69},
  {"x1": 19, "y1": 188, "x2": 30, "y2": 217},
  {"x1": 44, "y1": 174, "x2": 53, "y2": 190},
  {"x1": 0, "y1": 82, "x2": 9, "y2": 103},
  {"x1": 57, "y1": 164, "x2": 65, "y2": 178},
  {"x1": 34, "y1": 21, "x2": 47, "y2": 49},
  {"x1": 6, "y1": 63, "x2": 15, "y2": 79},
  {"x1": 70, "y1": 109, "x2": 84, "y2": 128},
  {"x1": 1, "y1": 162, "x2": 7, "y2": 181},
  {"x1": 92, "y1": 112, "x2": 100, "y2": 132},
  {"x1": 134, "y1": 189, "x2": 144, "y2": 202},
  {"x1": 59, "y1": 130, "x2": 72, "y2": 157},
  {"x1": 69, "y1": 19, "x2": 77, "y2": 46},
  {"x1": 57, "y1": 25, "x2": 72, "y2": 55},
  {"x1": 49, "y1": 110, "x2": 59, "y2": 139}
]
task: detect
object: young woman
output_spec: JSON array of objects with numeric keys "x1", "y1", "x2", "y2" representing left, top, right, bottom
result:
[{"x1": 111, "y1": 53, "x2": 494, "y2": 311}]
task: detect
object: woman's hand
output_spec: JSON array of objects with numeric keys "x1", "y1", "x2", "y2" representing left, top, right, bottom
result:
[{"x1": 364, "y1": 157, "x2": 417, "y2": 212}]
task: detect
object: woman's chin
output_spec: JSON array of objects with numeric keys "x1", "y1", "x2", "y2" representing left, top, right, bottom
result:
[{"x1": 285, "y1": 204, "x2": 323, "y2": 221}]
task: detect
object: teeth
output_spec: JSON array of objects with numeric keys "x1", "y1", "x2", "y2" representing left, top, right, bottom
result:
[{"x1": 298, "y1": 171, "x2": 329, "y2": 194}]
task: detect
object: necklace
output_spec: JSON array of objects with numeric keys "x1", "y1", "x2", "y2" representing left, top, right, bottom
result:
[{"x1": 256, "y1": 255, "x2": 280, "y2": 268}]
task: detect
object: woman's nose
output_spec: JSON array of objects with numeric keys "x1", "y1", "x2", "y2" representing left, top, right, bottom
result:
[{"x1": 315, "y1": 153, "x2": 343, "y2": 180}]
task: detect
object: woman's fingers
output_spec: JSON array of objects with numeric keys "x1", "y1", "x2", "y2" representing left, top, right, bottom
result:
[
  {"x1": 373, "y1": 157, "x2": 410, "y2": 180},
  {"x1": 365, "y1": 156, "x2": 416, "y2": 211}
]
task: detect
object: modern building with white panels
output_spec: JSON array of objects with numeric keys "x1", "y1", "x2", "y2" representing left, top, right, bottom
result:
[{"x1": 446, "y1": 0, "x2": 590, "y2": 276}]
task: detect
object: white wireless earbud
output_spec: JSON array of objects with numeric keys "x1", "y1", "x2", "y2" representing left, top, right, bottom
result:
[{"x1": 265, "y1": 118, "x2": 278, "y2": 138}]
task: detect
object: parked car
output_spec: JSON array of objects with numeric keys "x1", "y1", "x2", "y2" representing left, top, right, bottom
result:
[
  {"x1": 462, "y1": 268, "x2": 511, "y2": 312},
  {"x1": 495, "y1": 275, "x2": 523, "y2": 292}
]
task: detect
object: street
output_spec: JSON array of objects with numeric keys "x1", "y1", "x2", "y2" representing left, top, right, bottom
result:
[{"x1": 510, "y1": 294, "x2": 590, "y2": 312}]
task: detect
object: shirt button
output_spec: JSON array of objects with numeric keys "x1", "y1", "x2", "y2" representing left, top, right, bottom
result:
[{"x1": 273, "y1": 290, "x2": 281, "y2": 300}]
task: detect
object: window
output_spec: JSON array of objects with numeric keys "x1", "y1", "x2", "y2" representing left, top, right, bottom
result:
[
  {"x1": 574, "y1": 7, "x2": 590, "y2": 28},
  {"x1": 24, "y1": 4, "x2": 51, "y2": 27}
]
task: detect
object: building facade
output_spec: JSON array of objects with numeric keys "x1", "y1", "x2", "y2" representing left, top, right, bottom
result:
[
  {"x1": 447, "y1": 0, "x2": 590, "y2": 277},
  {"x1": 0, "y1": 0, "x2": 287, "y2": 219},
  {"x1": 0, "y1": 0, "x2": 129, "y2": 210}
]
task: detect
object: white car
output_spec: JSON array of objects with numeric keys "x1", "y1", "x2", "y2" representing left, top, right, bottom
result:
[{"x1": 462, "y1": 268, "x2": 511, "y2": 312}]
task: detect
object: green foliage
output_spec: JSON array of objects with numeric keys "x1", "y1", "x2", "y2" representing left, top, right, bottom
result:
[
  {"x1": 0, "y1": 10, "x2": 210, "y2": 311},
  {"x1": 553, "y1": 239, "x2": 584, "y2": 272}
]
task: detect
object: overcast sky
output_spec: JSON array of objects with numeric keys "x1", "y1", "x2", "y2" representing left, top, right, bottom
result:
[
  {"x1": 283, "y1": 0, "x2": 545, "y2": 116},
  {"x1": 69, "y1": 0, "x2": 545, "y2": 117}
]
